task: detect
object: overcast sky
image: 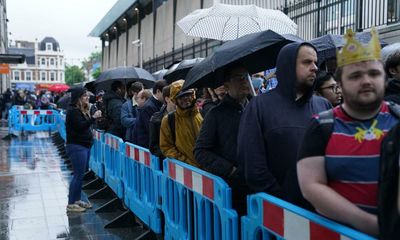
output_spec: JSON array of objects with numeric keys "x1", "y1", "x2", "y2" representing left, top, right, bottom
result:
[{"x1": 7, "y1": 0, "x2": 118, "y2": 66}]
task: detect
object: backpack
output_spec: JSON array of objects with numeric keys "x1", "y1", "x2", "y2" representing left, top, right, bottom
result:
[
  {"x1": 167, "y1": 111, "x2": 176, "y2": 143},
  {"x1": 317, "y1": 102, "x2": 400, "y2": 240}
]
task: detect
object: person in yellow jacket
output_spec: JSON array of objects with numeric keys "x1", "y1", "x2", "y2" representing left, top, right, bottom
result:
[{"x1": 160, "y1": 80, "x2": 203, "y2": 167}]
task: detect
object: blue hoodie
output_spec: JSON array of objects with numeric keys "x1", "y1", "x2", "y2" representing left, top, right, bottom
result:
[{"x1": 237, "y1": 42, "x2": 331, "y2": 205}]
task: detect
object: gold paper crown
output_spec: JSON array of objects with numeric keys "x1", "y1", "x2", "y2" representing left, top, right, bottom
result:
[{"x1": 336, "y1": 28, "x2": 381, "y2": 67}]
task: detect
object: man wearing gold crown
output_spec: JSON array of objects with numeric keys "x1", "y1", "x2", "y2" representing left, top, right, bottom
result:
[{"x1": 297, "y1": 28, "x2": 399, "y2": 236}]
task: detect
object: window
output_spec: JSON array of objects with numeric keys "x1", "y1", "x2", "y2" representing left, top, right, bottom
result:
[
  {"x1": 60, "y1": 72, "x2": 64, "y2": 81},
  {"x1": 25, "y1": 71, "x2": 32, "y2": 81},
  {"x1": 46, "y1": 43, "x2": 52, "y2": 51},
  {"x1": 50, "y1": 72, "x2": 55, "y2": 81},
  {"x1": 50, "y1": 58, "x2": 55, "y2": 65},
  {"x1": 41, "y1": 58, "x2": 46, "y2": 65},
  {"x1": 13, "y1": 71, "x2": 20, "y2": 80},
  {"x1": 41, "y1": 71, "x2": 46, "y2": 81},
  {"x1": 59, "y1": 58, "x2": 63, "y2": 66}
]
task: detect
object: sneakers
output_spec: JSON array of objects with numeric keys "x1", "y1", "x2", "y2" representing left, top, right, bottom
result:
[
  {"x1": 75, "y1": 200, "x2": 92, "y2": 209},
  {"x1": 66, "y1": 204, "x2": 86, "y2": 212}
]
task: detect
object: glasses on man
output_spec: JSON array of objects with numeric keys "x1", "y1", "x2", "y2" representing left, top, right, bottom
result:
[{"x1": 320, "y1": 84, "x2": 340, "y2": 93}]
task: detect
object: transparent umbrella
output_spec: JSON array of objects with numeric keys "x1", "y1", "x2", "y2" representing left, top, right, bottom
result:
[{"x1": 177, "y1": 3, "x2": 297, "y2": 41}]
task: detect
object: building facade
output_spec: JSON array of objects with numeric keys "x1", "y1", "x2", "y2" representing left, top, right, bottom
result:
[
  {"x1": 0, "y1": 0, "x2": 8, "y2": 92},
  {"x1": 8, "y1": 37, "x2": 65, "y2": 90},
  {"x1": 90, "y1": 0, "x2": 400, "y2": 74}
]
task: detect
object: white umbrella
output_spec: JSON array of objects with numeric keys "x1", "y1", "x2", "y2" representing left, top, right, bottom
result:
[{"x1": 177, "y1": 3, "x2": 298, "y2": 41}]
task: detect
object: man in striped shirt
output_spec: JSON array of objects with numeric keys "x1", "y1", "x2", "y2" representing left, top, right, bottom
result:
[{"x1": 297, "y1": 28, "x2": 399, "y2": 237}]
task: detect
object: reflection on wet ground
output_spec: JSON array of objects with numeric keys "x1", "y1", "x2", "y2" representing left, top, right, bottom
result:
[{"x1": 0, "y1": 127, "x2": 140, "y2": 240}]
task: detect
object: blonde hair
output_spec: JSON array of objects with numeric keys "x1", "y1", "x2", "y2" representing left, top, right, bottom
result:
[{"x1": 76, "y1": 94, "x2": 90, "y2": 118}]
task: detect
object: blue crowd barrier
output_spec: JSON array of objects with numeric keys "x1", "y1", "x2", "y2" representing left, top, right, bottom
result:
[
  {"x1": 9, "y1": 108, "x2": 59, "y2": 133},
  {"x1": 14, "y1": 114, "x2": 377, "y2": 240},
  {"x1": 90, "y1": 129, "x2": 104, "y2": 178},
  {"x1": 241, "y1": 193, "x2": 375, "y2": 240},
  {"x1": 124, "y1": 142, "x2": 162, "y2": 234},
  {"x1": 162, "y1": 158, "x2": 238, "y2": 240},
  {"x1": 58, "y1": 113, "x2": 66, "y2": 141},
  {"x1": 104, "y1": 133, "x2": 125, "y2": 198}
]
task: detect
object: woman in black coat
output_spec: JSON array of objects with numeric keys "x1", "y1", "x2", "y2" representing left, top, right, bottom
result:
[{"x1": 65, "y1": 87, "x2": 101, "y2": 212}]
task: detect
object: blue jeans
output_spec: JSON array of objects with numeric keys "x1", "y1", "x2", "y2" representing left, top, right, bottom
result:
[{"x1": 66, "y1": 144, "x2": 90, "y2": 204}]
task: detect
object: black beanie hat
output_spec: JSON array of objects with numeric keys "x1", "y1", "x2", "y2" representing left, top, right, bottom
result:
[{"x1": 70, "y1": 87, "x2": 86, "y2": 105}]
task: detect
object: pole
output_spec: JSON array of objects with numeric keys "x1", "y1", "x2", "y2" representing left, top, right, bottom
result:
[{"x1": 140, "y1": 42, "x2": 143, "y2": 69}]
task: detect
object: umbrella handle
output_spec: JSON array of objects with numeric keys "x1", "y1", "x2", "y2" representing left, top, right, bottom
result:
[{"x1": 247, "y1": 74, "x2": 256, "y2": 97}]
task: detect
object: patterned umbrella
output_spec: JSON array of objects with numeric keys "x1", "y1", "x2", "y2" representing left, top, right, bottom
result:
[{"x1": 177, "y1": 3, "x2": 297, "y2": 41}]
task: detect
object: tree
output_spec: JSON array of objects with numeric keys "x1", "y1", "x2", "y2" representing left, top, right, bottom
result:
[
  {"x1": 92, "y1": 67, "x2": 101, "y2": 80},
  {"x1": 81, "y1": 51, "x2": 102, "y2": 77},
  {"x1": 65, "y1": 65, "x2": 85, "y2": 86}
]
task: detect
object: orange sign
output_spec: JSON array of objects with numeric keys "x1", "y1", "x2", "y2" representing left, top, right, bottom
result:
[{"x1": 0, "y1": 64, "x2": 9, "y2": 74}]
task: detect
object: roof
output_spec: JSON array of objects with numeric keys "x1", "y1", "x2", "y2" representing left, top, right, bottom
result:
[
  {"x1": 89, "y1": 0, "x2": 137, "y2": 37},
  {"x1": 40, "y1": 37, "x2": 60, "y2": 51},
  {"x1": 8, "y1": 48, "x2": 35, "y2": 64}
]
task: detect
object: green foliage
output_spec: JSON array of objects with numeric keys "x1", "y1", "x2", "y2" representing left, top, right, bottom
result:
[
  {"x1": 81, "y1": 51, "x2": 102, "y2": 75},
  {"x1": 92, "y1": 67, "x2": 101, "y2": 80},
  {"x1": 65, "y1": 65, "x2": 85, "y2": 86}
]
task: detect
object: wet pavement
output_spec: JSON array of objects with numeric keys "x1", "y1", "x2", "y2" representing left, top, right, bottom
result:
[{"x1": 0, "y1": 126, "x2": 143, "y2": 240}]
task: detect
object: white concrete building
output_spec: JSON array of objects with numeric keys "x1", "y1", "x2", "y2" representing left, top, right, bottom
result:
[{"x1": 9, "y1": 37, "x2": 65, "y2": 90}]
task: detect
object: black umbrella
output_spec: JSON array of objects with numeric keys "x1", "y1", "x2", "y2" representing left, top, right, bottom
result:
[
  {"x1": 152, "y1": 69, "x2": 168, "y2": 80},
  {"x1": 182, "y1": 30, "x2": 300, "y2": 90},
  {"x1": 310, "y1": 32, "x2": 387, "y2": 64},
  {"x1": 164, "y1": 58, "x2": 204, "y2": 83},
  {"x1": 95, "y1": 66, "x2": 156, "y2": 91},
  {"x1": 84, "y1": 80, "x2": 96, "y2": 93}
]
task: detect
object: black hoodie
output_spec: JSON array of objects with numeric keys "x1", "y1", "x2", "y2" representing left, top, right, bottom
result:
[
  {"x1": 237, "y1": 42, "x2": 331, "y2": 206},
  {"x1": 103, "y1": 90, "x2": 126, "y2": 139},
  {"x1": 385, "y1": 78, "x2": 400, "y2": 105}
]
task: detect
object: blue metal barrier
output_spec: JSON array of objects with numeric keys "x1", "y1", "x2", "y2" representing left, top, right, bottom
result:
[
  {"x1": 58, "y1": 113, "x2": 66, "y2": 141},
  {"x1": 124, "y1": 143, "x2": 162, "y2": 234},
  {"x1": 104, "y1": 133, "x2": 125, "y2": 198},
  {"x1": 10, "y1": 108, "x2": 59, "y2": 132},
  {"x1": 241, "y1": 193, "x2": 376, "y2": 240},
  {"x1": 90, "y1": 129, "x2": 104, "y2": 179},
  {"x1": 162, "y1": 158, "x2": 238, "y2": 240}
]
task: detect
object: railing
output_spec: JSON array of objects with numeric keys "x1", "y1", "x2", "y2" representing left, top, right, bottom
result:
[
  {"x1": 10, "y1": 109, "x2": 376, "y2": 240},
  {"x1": 8, "y1": 106, "x2": 60, "y2": 134}
]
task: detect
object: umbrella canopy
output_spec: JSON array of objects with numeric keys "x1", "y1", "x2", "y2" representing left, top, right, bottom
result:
[
  {"x1": 164, "y1": 58, "x2": 204, "y2": 83},
  {"x1": 310, "y1": 32, "x2": 388, "y2": 64},
  {"x1": 152, "y1": 69, "x2": 168, "y2": 80},
  {"x1": 177, "y1": 3, "x2": 297, "y2": 41},
  {"x1": 95, "y1": 66, "x2": 156, "y2": 91},
  {"x1": 183, "y1": 30, "x2": 300, "y2": 90},
  {"x1": 49, "y1": 83, "x2": 70, "y2": 93}
]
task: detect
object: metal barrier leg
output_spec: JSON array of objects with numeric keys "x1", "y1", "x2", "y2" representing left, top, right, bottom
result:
[
  {"x1": 83, "y1": 171, "x2": 95, "y2": 181},
  {"x1": 104, "y1": 210, "x2": 139, "y2": 228},
  {"x1": 82, "y1": 176, "x2": 103, "y2": 190},
  {"x1": 95, "y1": 197, "x2": 123, "y2": 213},
  {"x1": 88, "y1": 185, "x2": 113, "y2": 200}
]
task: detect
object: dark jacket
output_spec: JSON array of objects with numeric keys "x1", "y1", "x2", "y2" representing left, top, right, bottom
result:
[
  {"x1": 200, "y1": 99, "x2": 219, "y2": 118},
  {"x1": 195, "y1": 94, "x2": 246, "y2": 178},
  {"x1": 121, "y1": 99, "x2": 138, "y2": 142},
  {"x1": 149, "y1": 105, "x2": 167, "y2": 158},
  {"x1": 237, "y1": 42, "x2": 331, "y2": 204},
  {"x1": 385, "y1": 78, "x2": 400, "y2": 105},
  {"x1": 103, "y1": 91, "x2": 126, "y2": 139},
  {"x1": 66, "y1": 106, "x2": 94, "y2": 148},
  {"x1": 133, "y1": 96, "x2": 163, "y2": 148}
]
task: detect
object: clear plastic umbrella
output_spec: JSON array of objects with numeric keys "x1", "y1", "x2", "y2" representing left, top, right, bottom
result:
[{"x1": 177, "y1": 3, "x2": 298, "y2": 41}]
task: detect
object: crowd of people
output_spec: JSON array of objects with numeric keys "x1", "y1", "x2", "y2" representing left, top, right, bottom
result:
[{"x1": 4, "y1": 28, "x2": 400, "y2": 238}]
